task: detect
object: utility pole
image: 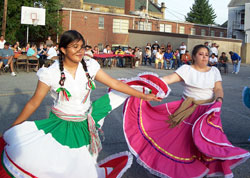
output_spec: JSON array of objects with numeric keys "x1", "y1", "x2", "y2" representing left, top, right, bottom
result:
[{"x1": 1, "y1": 0, "x2": 8, "y2": 37}]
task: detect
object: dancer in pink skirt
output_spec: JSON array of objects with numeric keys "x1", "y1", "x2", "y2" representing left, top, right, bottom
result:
[{"x1": 123, "y1": 44, "x2": 250, "y2": 177}]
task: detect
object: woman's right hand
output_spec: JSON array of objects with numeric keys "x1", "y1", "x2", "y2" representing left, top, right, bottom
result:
[{"x1": 142, "y1": 93, "x2": 162, "y2": 102}]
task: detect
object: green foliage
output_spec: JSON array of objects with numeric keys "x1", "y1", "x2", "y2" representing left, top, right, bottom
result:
[
  {"x1": 185, "y1": 0, "x2": 217, "y2": 25},
  {"x1": 0, "y1": 0, "x2": 63, "y2": 46}
]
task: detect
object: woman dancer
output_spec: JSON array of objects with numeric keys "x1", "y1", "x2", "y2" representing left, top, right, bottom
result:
[
  {"x1": 123, "y1": 44, "x2": 250, "y2": 177},
  {"x1": 0, "y1": 30, "x2": 159, "y2": 178}
]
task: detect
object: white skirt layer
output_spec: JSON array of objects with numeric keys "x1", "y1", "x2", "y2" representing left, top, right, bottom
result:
[{"x1": 3, "y1": 121, "x2": 105, "y2": 178}]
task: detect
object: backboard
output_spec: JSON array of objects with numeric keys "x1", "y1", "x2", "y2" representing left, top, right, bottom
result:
[{"x1": 21, "y1": 6, "x2": 46, "y2": 26}]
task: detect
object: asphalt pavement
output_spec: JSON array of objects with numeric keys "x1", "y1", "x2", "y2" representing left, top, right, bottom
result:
[{"x1": 0, "y1": 63, "x2": 250, "y2": 177}]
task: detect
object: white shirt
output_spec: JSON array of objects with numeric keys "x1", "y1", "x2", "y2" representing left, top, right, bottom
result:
[
  {"x1": 37, "y1": 59, "x2": 100, "y2": 115},
  {"x1": 209, "y1": 57, "x2": 218, "y2": 64},
  {"x1": 0, "y1": 40, "x2": 6, "y2": 49},
  {"x1": 103, "y1": 48, "x2": 112, "y2": 54},
  {"x1": 47, "y1": 47, "x2": 58, "y2": 59},
  {"x1": 156, "y1": 52, "x2": 164, "y2": 60},
  {"x1": 179, "y1": 45, "x2": 186, "y2": 54},
  {"x1": 210, "y1": 47, "x2": 218, "y2": 56},
  {"x1": 175, "y1": 65, "x2": 222, "y2": 100}
]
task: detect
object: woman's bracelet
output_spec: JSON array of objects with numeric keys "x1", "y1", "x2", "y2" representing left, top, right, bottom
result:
[{"x1": 216, "y1": 97, "x2": 223, "y2": 103}]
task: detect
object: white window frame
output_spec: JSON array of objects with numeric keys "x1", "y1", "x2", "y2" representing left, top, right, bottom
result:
[
  {"x1": 159, "y1": 24, "x2": 165, "y2": 32},
  {"x1": 113, "y1": 19, "x2": 129, "y2": 34},
  {"x1": 190, "y1": 28, "x2": 196, "y2": 35},
  {"x1": 138, "y1": 22, "x2": 152, "y2": 31},
  {"x1": 201, "y1": 29, "x2": 206, "y2": 36},
  {"x1": 98, "y1": 17, "x2": 104, "y2": 29},
  {"x1": 179, "y1": 26, "x2": 185, "y2": 34},
  {"x1": 165, "y1": 24, "x2": 172, "y2": 33}
]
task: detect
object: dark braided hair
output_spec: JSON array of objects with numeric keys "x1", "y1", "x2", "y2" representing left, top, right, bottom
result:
[{"x1": 58, "y1": 30, "x2": 87, "y2": 87}]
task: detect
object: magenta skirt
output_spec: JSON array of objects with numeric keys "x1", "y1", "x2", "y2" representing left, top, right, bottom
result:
[{"x1": 123, "y1": 97, "x2": 250, "y2": 178}]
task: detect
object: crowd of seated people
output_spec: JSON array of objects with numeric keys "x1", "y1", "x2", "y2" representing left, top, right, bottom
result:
[
  {"x1": 0, "y1": 36, "x2": 235, "y2": 75},
  {"x1": 0, "y1": 36, "x2": 60, "y2": 75}
]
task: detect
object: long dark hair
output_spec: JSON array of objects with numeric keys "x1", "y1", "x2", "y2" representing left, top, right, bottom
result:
[
  {"x1": 58, "y1": 30, "x2": 88, "y2": 87},
  {"x1": 191, "y1": 44, "x2": 209, "y2": 64}
]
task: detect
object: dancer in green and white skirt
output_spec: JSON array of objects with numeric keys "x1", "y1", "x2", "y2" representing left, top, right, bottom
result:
[{"x1": 0, "y1": 30, "x2": 160, "y2": 178}]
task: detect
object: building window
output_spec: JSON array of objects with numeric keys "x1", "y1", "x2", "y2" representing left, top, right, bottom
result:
[
  {"x1": 113, "y1": 19, "x2": 129, "y2": 34},
  {"x1": 98, "y1": 17, "x2": 104, "y2": 29},
  {"x1": 190, "y1": 28, "x2": 196, "y2": 35},
  {"x1": 220, "y1": 32, "x2": 224, "y2": 37},
  {"x1": 211, "y1": 30, "x2": 215, "y2": 36},
  {"x1": 160, "y1": 24, "x2": 164, "y2": 32},
  {"x1": 165, "y1": 24, "x2": 172, "y2": 33},
  {"x1": 159, "y1": 24, "x2": 172, "y2": 32},
  {"x1": 138, "y1": 22, "x2": 144, "y2": 30},
  {"x1": 138, "y1": 22, "x2": 152, "y2": 31},
  {"x1": 201, "y1": 29, "x2": 206, "y2": 36},
  {"x1": 179, "y1": 26, "x2": 185, "y2": 34}
]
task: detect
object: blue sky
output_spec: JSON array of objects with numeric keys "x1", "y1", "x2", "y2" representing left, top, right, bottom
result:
[{"x1": 158, "y1": 0, "x2": 231, "y2": 24}]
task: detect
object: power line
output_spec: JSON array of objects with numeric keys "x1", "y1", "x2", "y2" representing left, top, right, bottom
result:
[{"x1": 165, "y1": 8, "x2": 185, "y2": 21}]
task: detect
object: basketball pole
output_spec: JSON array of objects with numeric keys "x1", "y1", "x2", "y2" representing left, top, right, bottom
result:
[{"x1": 26, "y1": 26, "x2": 29, "y2": 44}]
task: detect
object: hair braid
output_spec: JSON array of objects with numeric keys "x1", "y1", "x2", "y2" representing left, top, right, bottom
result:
[
  {"x1": 59, "y1": 52, "x2": 66, "y2": 87},
  {"x1": 81, "y1": 58, "x2": 91, "y2": 79}
]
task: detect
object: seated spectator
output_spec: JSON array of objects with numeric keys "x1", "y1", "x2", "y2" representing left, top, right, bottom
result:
[
  {"x1": 84, "y1": 45, "x2": 93, "y2": 61},
  {"x1": 160, "y1": 44, "x2": 166, "y2": 53},
  {"x1": 152, "y1": 46, "x2": 158, "y2": 63},
  {"x1": 27, "y1": 43, "x2": 40, "y2": 71},
  {"x1": 133, "y1": 47, "x2": 141, "y2": 68},
  {"x1": 210, "y1": 43, "x2": 218, "y2": 57},
  {"x1": 37, "y1": 42, "x2": 47, "y2": 68},
  {"x1": 12, "y1": 43, "x2": 22, "y2": 59},
  {"x1": 181, "y1": 50, "x2": 191, "y2": 65},
  {"x1": 174, "y1": 49, "x2": 181, "y2": 68},
  {"x1": 166, "y1": 42, "x2": 172, "y2": 52},
  {"x1": 126, "y1": 47, "x2": 138, "y2": 69},
  {"x1": 115, "y1": 47, "x2": 125, "y2": 67},
  {"x1": 218, "y1": 52, "x2": 228, "y2": 73},
  {"x1": 0, "y1": 42, "x2": 16, "y2": 76},
  {"x1": 155, "y1": 48, "x2": 164, "y2": 69},
  {"x1": 54, "y1": 43, "x2": 59, "y2": 55},
  {"x1": 25, "y1": 43, "x2": 30, "y2": 52},
  {"x1": 0, "y1": 35, "x2": 6, "y2": 49},
  {"x1": 103, "y1": 45, "x2": 113, "y2": 67},
  {"x1": 27, "y1": 43, "x2": 40, "y2": 59},
  {"x1": 143, "y1": 47, "x2": 152, "y2": 65},
  {"x1": 163, "y1": 49, "x2": 174, "y2": 70},
  {"x1": 92, "y1": 46, "x2": 99, "y2": 54},
  {"x1": 46, "y1": 44, "x2": 57, "y2": 60},
  {"x1": 208, "y1": 53, "x2": 218, "y2": 67}
]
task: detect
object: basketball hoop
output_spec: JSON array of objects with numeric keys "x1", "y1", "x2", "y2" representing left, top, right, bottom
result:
[
  {"x1": 32, "y1": 19, "x2": 38, "y2": 26},
  {"x1": 31, "y1": 13, "x2": 38, "y2": 26}
]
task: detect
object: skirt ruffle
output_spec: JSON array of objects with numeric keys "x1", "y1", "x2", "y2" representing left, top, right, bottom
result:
[
  {"x1": 1, "y1": 119, "x2": 132, "y2": 178},
  {"x1": 123, "y1": 97, "x2": 250, "y2": 178}
]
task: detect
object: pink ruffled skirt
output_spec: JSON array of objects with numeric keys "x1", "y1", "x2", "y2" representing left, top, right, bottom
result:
[{"x1": 123, "y1": 97, "x2": 250, "y2": 178}]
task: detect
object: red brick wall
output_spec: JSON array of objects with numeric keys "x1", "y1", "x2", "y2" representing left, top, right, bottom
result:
[{"x1": 60, "y1": 10, "x2": 227, "y2": 48}]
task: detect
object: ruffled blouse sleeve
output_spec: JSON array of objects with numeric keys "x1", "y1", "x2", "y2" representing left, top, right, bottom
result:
[
  {"x1": 175, "y1": 64, "x2": 190, "y2": 81},
  {"x1": 36, "y1": 67, "x2": 53, "y2": 86},
  {"x1": 85, "y1": 58, "x2": 101, "y2": 79}
]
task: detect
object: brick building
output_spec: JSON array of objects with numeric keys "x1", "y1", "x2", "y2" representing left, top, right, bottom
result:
[{"x1": 60, "y1": 0, "x2": 227, "y2": 49}]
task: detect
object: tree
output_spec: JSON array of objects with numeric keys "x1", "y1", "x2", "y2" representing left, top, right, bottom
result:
[
  {"x1": 185, "y1": 0, "x2": 217, "y2": 25},
  {"x1": 0, "y1": 0, "x2": 63, "y2": 45}
]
